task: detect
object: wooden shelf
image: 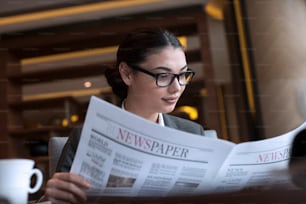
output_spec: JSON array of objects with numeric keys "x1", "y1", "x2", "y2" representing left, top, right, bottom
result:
[
  {"x1": 1, "y1": 6, "x2": 201, "y2": 58},
  {"x1": 7, "y1": 49, "x2": 201, "y2": 85},
  {"x1": 9, "y1": 96, "x2": 81, "y2": 110},
  {"x1": 9, "y1": 126, "x2": 74, "y2": 138},
  {"x1": 8, "y1": 63, "x2": 112, "y2": 84}
]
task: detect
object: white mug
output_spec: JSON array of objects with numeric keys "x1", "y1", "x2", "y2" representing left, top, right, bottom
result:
[{"x1": 0, "y1": 159, "x2": 43, "y2": 204}]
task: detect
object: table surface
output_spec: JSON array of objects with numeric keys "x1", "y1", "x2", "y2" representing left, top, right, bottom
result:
[{"x1": 84, "y1": 188, "x2": 306, "y2": 204}]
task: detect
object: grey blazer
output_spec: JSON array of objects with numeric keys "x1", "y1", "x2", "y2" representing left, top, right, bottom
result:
[{"x1": 56, "y1": 114, "x2": 217, "y2": 172}]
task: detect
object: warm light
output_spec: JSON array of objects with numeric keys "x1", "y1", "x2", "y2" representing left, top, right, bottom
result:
[
  {"x1": 84, "y1": 81, "x2": 92, "y2": 88},
  {"x1": 70, "y1": 114, "x2": 79, "y2": 123},
  {"x1": 0, "y1": 0, "x2": 162, "y2": 26},
  {"x1": 200, "y1": 88, "x2": 207, "y2": 97},
  {"x1": 62, "y1": 119, "x2": 68, "y2": 127},
  {"x1": 22, "y1": 87, "x2": 112, "y2": 101},
  {"x1": 21, "y1": 46, "x2": 117, "y2": 65},
  {"x1": 205, "y1": 0, "x2": 224, "y2": 21},
  {"x1": 62, "y1": 115, "x2": 79, "y2": 127},
  {"x1": 178, "y1": 36, "x2": 187, "y2": 48},
  {"x1": 176, "y1": 106, "x2": 198, "y2": 120}
]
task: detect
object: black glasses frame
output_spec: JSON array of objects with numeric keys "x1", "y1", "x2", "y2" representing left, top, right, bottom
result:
[{"x1": 128, "y1": 64, "x2": 195, "y2": 87}]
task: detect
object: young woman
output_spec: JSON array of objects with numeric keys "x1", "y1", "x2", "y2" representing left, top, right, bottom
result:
[{"x1": 44, "y1": 28, "x2": 217, "y2": 203}]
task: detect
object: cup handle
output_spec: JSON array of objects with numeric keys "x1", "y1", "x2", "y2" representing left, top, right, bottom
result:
[{"x1": 28, "y1": 168, "x2": 43, "y2": 194}]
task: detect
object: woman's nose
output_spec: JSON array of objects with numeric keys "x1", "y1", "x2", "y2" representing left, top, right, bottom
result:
[{"x1": 168, "y1": 77, "x2": 183, "y2": 92}]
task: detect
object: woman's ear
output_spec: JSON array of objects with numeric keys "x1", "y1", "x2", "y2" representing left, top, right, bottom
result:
[{"x1": 119, "y1": 62, "x2": 133, "y2": 86}]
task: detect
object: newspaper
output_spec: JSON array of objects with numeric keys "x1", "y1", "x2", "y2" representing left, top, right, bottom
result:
[{"x1": 70, "y1": 96, "x2": 306, "y2": 197}]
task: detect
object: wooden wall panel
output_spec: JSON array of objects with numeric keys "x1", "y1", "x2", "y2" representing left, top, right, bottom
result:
[{"x1": 245, "y1": 0, "x2": 306, "y2": 137}]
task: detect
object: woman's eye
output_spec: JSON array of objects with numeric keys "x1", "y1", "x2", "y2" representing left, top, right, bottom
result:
[{"x1": 158, "y1": 73, "x2": 171, "y2": 80}]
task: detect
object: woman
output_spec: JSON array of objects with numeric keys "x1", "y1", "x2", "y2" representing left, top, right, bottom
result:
[{"x1": 44, "y1": 28, "x2": 217, "y2": 203}]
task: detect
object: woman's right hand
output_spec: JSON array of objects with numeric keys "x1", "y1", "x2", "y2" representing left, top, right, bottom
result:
[{"x1": 45, "y1": 172, "x2": 91, "y2": 204}]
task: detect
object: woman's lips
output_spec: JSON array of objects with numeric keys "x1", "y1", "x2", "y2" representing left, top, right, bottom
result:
[{"x1": 162, "y1": 97, "x2": 179, "y2": 104}]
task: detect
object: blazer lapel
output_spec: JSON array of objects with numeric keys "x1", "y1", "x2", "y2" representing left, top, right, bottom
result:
[{"x1": 162, "y1": 114, "x2": 178, "y2": 129}]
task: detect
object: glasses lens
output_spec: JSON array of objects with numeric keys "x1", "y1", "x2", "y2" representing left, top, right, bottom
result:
[
  {"x1": 156, "y1": 71, "x2": 194, "y2": 87},
  {"x1": 157, "y1": 73, "x2": 173, "y2": 87},
  {"x1": 179, "y1": 71, "x2": 194, "y2": 85}
]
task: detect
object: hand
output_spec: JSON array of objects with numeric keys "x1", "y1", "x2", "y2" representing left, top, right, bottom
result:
[{"x1": 45, "y1": 172, "x2": 91, "y2": 204}]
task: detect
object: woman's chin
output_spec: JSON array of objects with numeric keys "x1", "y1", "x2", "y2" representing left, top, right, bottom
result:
[{"x1": 161, "y1": 106, "x2": 176, "y2": 113}]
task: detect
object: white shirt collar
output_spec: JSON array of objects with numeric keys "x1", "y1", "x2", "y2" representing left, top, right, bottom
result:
[
  {"x1": 121, "y1": 100, "x2": 164, "y2": 126},
  {"x1": 158, "y1": 113, "x2": 165, "y2": 126}
]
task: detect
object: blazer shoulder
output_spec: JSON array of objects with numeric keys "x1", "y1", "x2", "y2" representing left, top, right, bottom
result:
[
  {"x1": 163, "y1": 114, "x2": 203, "y2": 134},
  {"x1": 163, "y1": 114, "x2": 217, "y2": 138}
]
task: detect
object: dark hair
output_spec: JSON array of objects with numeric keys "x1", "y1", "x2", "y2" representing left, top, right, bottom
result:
[{"x1": 105, "y1": 28, "x2": 184, "y2": 101}]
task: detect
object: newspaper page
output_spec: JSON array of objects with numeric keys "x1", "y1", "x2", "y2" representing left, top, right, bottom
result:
[
  {"x1": 70, "y1": 96, "x2": 234, "y2": 197},
  {"x1": 212, "y1": 121, "x2": 306, "y2": 193},
  {"x1": 70, "y1": 96, "x2": 305, "y2": 197}
]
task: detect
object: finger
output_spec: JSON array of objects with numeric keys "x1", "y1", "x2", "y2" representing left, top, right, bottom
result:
[
  {"x1": 53, "y1": 172, "x2": 91, "y2": 188},
  {"x1": 45, "y1": 186, "x2": 83, "y2": 204},
  {"x1": 46, "y1": 177, "x2": 88, "y2": 202}
]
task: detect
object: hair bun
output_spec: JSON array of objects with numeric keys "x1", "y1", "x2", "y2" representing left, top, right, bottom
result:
[{"x1": 105, "y1": 67, "x2": 127, "y2": 100}]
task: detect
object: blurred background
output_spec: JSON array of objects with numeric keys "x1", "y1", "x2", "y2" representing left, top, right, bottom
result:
[{"x1": 1, "y1": 0, "x2": 306, "y2": 197}]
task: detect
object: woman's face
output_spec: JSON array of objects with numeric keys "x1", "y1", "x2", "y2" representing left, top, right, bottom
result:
[{"x1": 126, "y1": 46, "x2": 188, "y2": 117}]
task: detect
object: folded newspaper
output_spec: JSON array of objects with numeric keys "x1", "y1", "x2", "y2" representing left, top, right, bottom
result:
[{"x1": 70, "y1": 96, "x2": 305, "y2": 197}]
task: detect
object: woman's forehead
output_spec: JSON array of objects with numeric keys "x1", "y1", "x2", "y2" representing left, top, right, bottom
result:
[{"x1": 143, "y1": 47, "x2": 186, "y2": 69}]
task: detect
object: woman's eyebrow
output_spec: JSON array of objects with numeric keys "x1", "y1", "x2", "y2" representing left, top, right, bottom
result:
[
  {"x1": 153, "y1": 65, "x2": 188, "y2": 72},
  {"x1": 180, "y1": 65, "x2": 188, "y2": 71}
]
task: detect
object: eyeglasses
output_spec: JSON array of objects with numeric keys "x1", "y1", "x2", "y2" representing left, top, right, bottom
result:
[{"x1": 128, "y1": 64, "x2": 195, "y2": 87}]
